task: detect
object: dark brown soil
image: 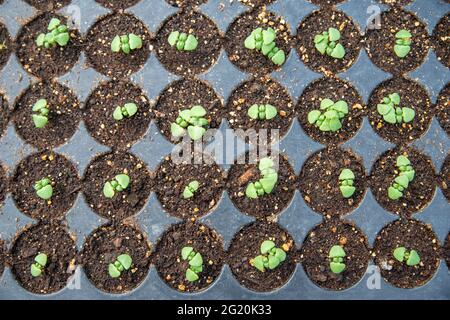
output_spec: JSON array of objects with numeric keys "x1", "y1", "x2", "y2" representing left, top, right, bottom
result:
[
  {"x1": 155, "y1": 153, "x2": 225, "y2": 219},
  {"x1": 370, "y1": 146, "x2": 436, "y2": 217},
  {"x1": 16, "y1": 12, "x2": 82, "y2": 79},
  {"x1": 11, "y1": 151, "x2": 80, "y2": 221},
  {"x1": 440, "y1": 153, "x2": 450, "y2": 202},
  {"x1": 296, "y1": 9, "x2": 361, "y2": 75},
  {"x1": 298, "y1": 147, "x2": 367, "y2": 217},
  {"x1": 238, "y1": 0, "x2": 276, "y2": 7},
  {"x1": 367, "y1": 77, "x2": 432, "y2": 144},
  {"x1": 155, "y1": 10, "x2": 222, "y2": 77},
  {"x1": 378, "y1": 0, "x2": 413, "y2": 6},
  {"x1": 166, "y1": 0, "x2": 208, "y2": 8},
  {"x1": 84, "y1": 80, "x2": 152, "y2": 150},
  {"x1": 24, "y1": 0, "x2": 71, "y2": 10},
  {"x1": 228, "y1": 221, "x2": 296, "y2": 292},
  {"x1": 224, "y1": 8, "x2": 291, "y2": 75},
  {"x1": 435, "y1": 82, "x2": 449, "y2": 136},
  {"x1": 154, "y1": 79, "x2": 224, "y2": 142},
  {"x1": 13, "y1": 81, "x2": 81, "y2": 150},
  {"x1": 83, "y1": 151, "x2": 153, "y2": 221},
  {"x1": 95, "y1": 0, "x2": 141, "y2": 10},
  {"x1": 0, "y1": 92, "x2": 10, "y2": 138},
  {"x1": 297, "y1": 77, "x2": 364, "y2": 145},
  {"x1": 227, "y1": 152, "x2": 296, "y2": 218},
  {"x1": 80, "y1": 223, "x2": 152, "y2": 294},
  {"x1": 444, "y1": 232, "x2": 450, "y2": 270},
  {"x1": 154, "y1": 221, "x2": 225, "y2": 293},
  {"x1": 373, "y1": 218, "x2": 440, "y2": 289},
  {"x1": 85, "y1": 13, "x2": 151, "y2": 78},
  {"x1": 0, "y1": 240, "x2": 5, "y2": 279},
  {"x1": 0, "y1": 22, "x2": 12, "y2": 72},
  {"x1": 307, "y1": 0, "x2": 346, "y2": 6},
  {"x1": 300, "y1": 219, "x2": 370, "y2": 290},
  {"x1": 365, "y1": 9, "x2": 430, "y2": 75},
  {"x1": 10, "y1": 222, "x2": 77, "y2": 294},
  {"x1": 226, "y1": 77, "x2": 295, "y2": 143},
  {"x1": 433, "y1": 13, "x2": 450, "y2": 69},
  {"x1": 0, "y1": 163, "x2": 7, "y2": 206}
]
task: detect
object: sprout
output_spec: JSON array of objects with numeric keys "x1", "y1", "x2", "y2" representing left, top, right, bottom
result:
[
  {"x1": 36, "y1": 18, "x2": 70, "y2": 48},
  {"x1": 377, "y1": 93, "x2": 415, "y2": 125},
  {"x1": 32, "y1": 99, "x2": 49, "y2": 128},
  {"x1": 248, "y1": 104, "x2": 278, "y2": 120},
  {"x1": 329, "y1": 245, "x2": 346, "y2": 274},
  {"x1": 113, "y1": 103, "x2": 138, "y2": 121},
  {"x1": 111, "y1": 34, "x2": 143, "y2": 54},
  {"x1": 34, "y1": 177, "x2": 53, "y2": 200},
  {"x1": 30, "y1": 253, "x2": 48, "y2": 277},
  {"x1": 393, "y1": 247, "x2": 420, "y2": 266},
  {"x1": 394, "y1": 29, "x2": 412, "y2": 58},
  {"x1": 244, "y1": 27, "x2": 286, "y2": 66},
  {"x1": 168, "y1": 31, "x2": 198, "y2": 51},
  {"x1": 307, "y1": 98, "x2": 349, "y2": 132},
  {"x1": 245, "y1": 157, "x2": 279, "y2": 199},
  {"x1": 183, "y1": 180, "x2": 200, "y2": 199},
  {"x1": 103, "y1": 174, "x2": 130, "y2": 198},
  {"x1": 170, "y1": 105, "x2": 209, "y2": 141},
  {"x1": 314, "y1": 27, "x2": 346, "y2": 59},
  {"x1": 388, "y1": 155, "x2": 415, "y2": 200},
  {"x1": 339, "y1": 168, "x2": 356, "y2": 198},
  {"x1": 108, "y1": 254, "x2": 133, "y2": 278},
  {"x1": 250, "y1": 240, "x2": 287, "y2": 272},
  {"x1": 181, "y1": 247, "x2": 204, "y2": 282}
]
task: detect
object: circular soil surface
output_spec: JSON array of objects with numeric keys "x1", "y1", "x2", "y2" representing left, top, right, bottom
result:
[
  {"x1": 81, "y1": 223, "x2": 152, "y2": 294},
  {"x1": 24, "y1": 0, "x2": 71, "y2": 10},
  {"x1": 373, "y1": 218, "x2": 440, "y2": 289},
  {"x1": 95, "y1": 0, "x2": 141, "y2": 10},
  {"x1": 85, "y1": 13, "x2": 151, "y2": 78},
  {"x1": 367, "y1": 77, "x2": 432, "y2": 144},
  {"x1": 154, "y1": 221, "x2": 225, "y2": 293},
  {"x1": 441, "y1": 153, "x2": 450, "y2": 202},
  {"x1": 0, "y1": 22, "x2": 12, "y2": 72},
  {"x1": 443, "y1": 232, "x2": 450, "y2": 270},
  {"x1": 84, "y1": 80, "x2": 152, "y2": 150},
  {"x1": 300, "y1": 219, "x2": 370, "y2": 290},
  {"x1": 166, "y1": 0, "x2": 208, "y2": 7},
  {"x1": 0, "y1": 163, "x2": 7, "y2": 206},
  {"x1": 10, "y1": 222, "x2": 77, "y2": 294},
  {"x1": 11, "y1": 151, "x2": 80, "y2": 221},
  {"x1": 435, "y1": 82, "x2": 449, "y2": 136},
  {"x1": 16, "y1": 12, "x2": 82, "y2": 79},
  {"x1": 0, "y1": 92, "x2": 10, "y2": 139},
  {"x1": 432, "y1": 13, "x2": 450, "y2": 69},
  {"x1": 83, "y1": 152, "x2": 153, "y2": 221}
]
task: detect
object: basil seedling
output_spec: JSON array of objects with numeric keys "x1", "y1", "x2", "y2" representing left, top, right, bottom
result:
[
  {"x1": 393, "y1": 247, "x2": 420, "y2": 266},
  {"x1": 108, "y1": 254, "x2": 133, "y2": 278},
  {"x1": 314, "y1": 27, "x2": 346, "y2": 59},
  {"x1": 34, "y1": 177, "x2": 53, "y2": 200},
  {"x1": 170, "y1": 105, "x2": 209, "y2": 141},
  {"x1": 168, "y1": 31, "x2": 198, "y2": 51},
  {"x1": 103, "y1": 174, "x2": 130, "y2": 198},
  {"x1": 308, "y1": 98, "x2": 349, "y2": 132},
  {"x1": 111, "y1": 34, "x2": 143, "y2": 54},
  {"x1": 36, "y1": 18, "x2": 70, "y2": 48},
  {"x1": 113, "y1": 103, "x2": 138, "y2": 121},
  {"x1": 329, "y1": 245, "x2": 346, "y2": 274},
  {"x1": 245, "y1": 157, "x2": 279, "y2": 199},
  {"x1": 388, "y1": 155, "x2": 415, "y2": 200},
  {"x1": 30, "y1": 253, "x2": 48, "y2": 277},
  {"x1": 181, "y1": 247, "x2": 204, "y2": 282},
  {"x1": 394, "y1": 29, "x2": 412, "y2": 58},
  {"x1": 32, "y1": 99, "x2": 49, "y2": 128},
  {"x1": 183, "y1": 180, "x2": 200, "y2": 199},
  {"x1": 339, "y1": 168, "x2": 356, "y2": 198},
  {"x1": 250, "y1": 240, "x2": 287, "y2": 272},
  {"x1": 244, "y1": 27, "x2": 286, "y2": 66},
  {"x1": 377, "y1": 93, "x2": 415, "y2": 124},
  {"x1": 248, "y1": 104, "x2": 278, "y2": 120}
]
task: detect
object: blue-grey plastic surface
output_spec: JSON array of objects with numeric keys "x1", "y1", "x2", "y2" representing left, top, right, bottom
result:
[{"x1": 0, "y1": 0, "x2": 448, "y2": 300}]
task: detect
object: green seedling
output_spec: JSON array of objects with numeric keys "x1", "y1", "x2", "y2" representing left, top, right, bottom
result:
[
  {"x1": 103, "y1": 174, "x2": 130, "y2": 198},
  {"x1": 183, "y1": 180, "x2": 200, "y2": 199},
  {"x1": 314, "y1": 27, "x2": 346, "y2": 59},
  {"x1": 108, "y1": 254, "x2": 133, "y2": 278},
  {"x1": 329, "y1": 245, "x2": 346, "y2": 274},
  {"x1": 181, "y1": 247, "x2": 204, "y2": 282},
  {"x1": 244, "y1": 27, "x2": 286, "y2": 66},
  {"x1": 388, "y1": 155, "x2": 415, "y2": 200},
  {"x1": 394, "y1": 29, "x2": 412, "y2": 58},
  {"x1": 170, "y1": 105, "x2": 209, "y2": 141},
  {"x1": 245, "y1": 157, "x2": 279, "y2": 199},
  {"x1": 248, "y1": 104, "x2": 278, "y2": 120},
  {"x1": 250, "y1": 240, "x2": 287, "y2": 272},
  {"x1": 34, "y1": 177, "x2": 53, "y2": 200},
  {"x1": 168, "y1": 31, "x2": 198, "y2": 51},
  {"x1": 30, "y1": 253, "x2": 48, "y2": 277},
  {"x1": 113, "y1": 103, "x2": 138, "y2": 121},
  {"x1": 36, "y1": 18, "x2": 70, "y2": 48},
  {"x1": 393, "y1": 247, "x2": 420, "y2": 266},
  {"x1": 376, "y1": 93, "x2": 415, "y2": 124},
  {"x1": 32, "y1": 99, "x2": 49, "y2": 128},
  {"x1": 339, "y1": 168, "x2": 356, "y2": 198},
  {"x1": 111, "y1": 34, "x2": 143, "y2": 54},
  {"x1": 307, "y1": 98, "x2": 349, "y2": 132}
]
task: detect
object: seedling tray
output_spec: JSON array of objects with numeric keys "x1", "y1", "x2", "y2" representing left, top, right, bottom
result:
[{"x1": 0, "y1": 0, "x2": 449, "y2": 300}]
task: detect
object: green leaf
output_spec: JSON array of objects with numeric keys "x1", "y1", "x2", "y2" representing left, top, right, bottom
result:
[
  {"x1": 328, "y1": 27, "x2": 341, "y2": 41},
  {"x1": 271, "y1": 50, "x2": 285, "y2": 66},
  {"x1": 181, "y1": 247, "x2": 194, "y2": 260},
  {"x1": 260, "y1": 176, "x2": 278, "y2": 194},
  {"x1": 340, "y1": 185, "x2": 356, "y2": 198},
  {"x1": 103, "y1": 181, "x2": 115, "y2": 198},
  {"x1": 187, "y1": 125, "x2": 206, "y2": 141},
  {"x1": 395, "y1": 29, "x2": 412, "y2": 39},
  {"x1": 259, "y1": 157, "x2": 274, "y2": 171},
  {"x1": 383, "y1": 110, "x2": 397, "y2": 124},
  {"x1": 31, "y1": 264, "x2": 43, "y2": 277},
  {"x1": 394, "y1": 175, "x2": 410, "y2": 189},
  {"x1": 183, "y1": 186, "x2": 194, "y2": 199},
  {"x1": 33, "y1": 99, "x2": 48, "y2": 112},
  {"x1": 245, "y1": 183, "x2": 258, "y2": 199},
  {"x1": 262, "y1": 27, "x2": 276, "y2": 45},
  {"x1": 251, "y1": 255, "x2": 266, "y2": 272},
  {"x1": 329, "y1": 245, "x2": 346, "y2": 258},
  {"x1": 307, "y1": 110, "x2": 321, "y2": 124},
  {"x1": 319, "y1": 120, "x2": 331, "y2": 132},
  {"x1": 339, "y1": 169, "x2": 355, "y2": 181},
  {"x1": 274, "y1": 248, "x2": 286, "y2": 263},
  {"x1": 393, "y1": 247, "x2": 406, "y2": 262},
  {"x1": 261, "y1": 240, "x2": 276, "y2": 255},
  {"x1": 333, "y1": 100, "x2": 348, "y2": 114},
  {"x1": 244, "y1": 34, "x2": 256, "y2": 50},
  {"x1": 315, "y1": 41, "x2": 328, "y2": 54},
  {"x1": 377, "y1": 103, "x2": 392, "y2": 116},
  {"x1": 124, "y1": 103, "x2": 138, "y2": 117},
  {"x1": 189, "y1": 252, "x2": 203, "y2": 267},
  {"x1": 186, "y1": 268, "x2": 199, "y2": 282},
  {"x1": 402, "y1": 107, "x2": 415, "y2": 123},
  {"x1": 117, "y1": 254, "x2": 132, "y2": 270},
  {"x1": 36, "y1": 33, "x2": 45, "y2": 47},
  {"x1": 190, "y1": 105, "x2": 206, "y2": 117},
  {"x1": 189, "y1": 180, "x2": 200, "y2": 191},
  {"x1": 268, "y1": 255, "x2": 280, "y2": 270},
  {"x1": 406, "y1": 250, "x2": 420, "y2": 266},
  {"x1": 248, "y1": 104, "x2": 259, "y2": 119},
  {"x1": 122, "y1": 43, "x2": 131, "y2": 54},
  {"x1": 129, "y1": 34, "x2": 142, "y2": 50},
  {"x1": 55, "y1": 32, "x2": 69, "y2": 46},
  {"x1": 48, "y1": 18, "x2": 61, "y2": 31},
  {"x1": 320, "y1": 98, "x2": 334, "y2": 110},
  {"x1": 330, "y1": 262, "x2": 346, "y2": 274},
  {"x1": 328, "y1": 118, "x2": 342, "y2": 132},
  {"x1": 261, "y1": 41, "x2": 276, "y2": 56},
  {"x1": 265, "y1": 104, "x2": 278, "y2": 120},
  {"x1": 108, "y1": 264, "x2": 121, "y2": 278},
  {"x1": 330, "y1": 43, "x2": 345, "y2": 59},
  {"x1": 115, "y1": 174, "x2": 130, "y2": 189},
  {"x1": 396, "y1": 155, "x2": 411, "y2": 167},
  {"x1": 171, "y1": 123, "x2": 186, "y2": 138},
  {"x1": 314, "y1": 34, "x2": 326, "y2": 44},
  {"x1": 400, "y1": 170, "x2": 415, "y2": 182},
  {"x1": 394, "y1": 44, "x2": 411, "y2": 58},
  {"x1": 390, "y1": 93, "x2": 401, "y2": 105},
  {"x1": 388, "y1": 186, "x2": 403, "y2": 200},
  {"x1": 168, "y1": 31, "x2": 179, "y2": 46},
  {"x1": 111, "y1": 35, "x2": 121, "y2": 52},
  {"x1": 32, "y1": 114, "x2": 48, "y2": 129},
  {"x1": 184, "y1": 34, "x2": 198, "y2": 51},
  {"x1": 35, "y1": 253, "x2": 48, "y2": 267},
  {"x1": 113, "y1": 106, "x2": 124, "y2": 121},
  {"x1": 37, "y1": 184, "x2": 53, "y2": 200}
]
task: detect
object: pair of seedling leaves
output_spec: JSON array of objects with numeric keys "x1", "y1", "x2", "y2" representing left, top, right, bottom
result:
[
  {"x1": 183, "y1": 180, "x2": 200, "y2": 199},
  {"x1": 181, "y1": 247, "x2": 204, "y2": 282},
  {"x1": 108, "y1": 254, "x2": 133, "y2": 278},
  {"x1": 171, "y1": 105, "x2": 209, "y2": 141},
  {"x1": 113, "y1": 103, "x2": 138, "y2": 121},
  {"x1": 245, "y1": 158, "x2": 278, "y2": 199},
  {"x1": 251, "y1": 240, "x2": 287, "y2": 272},
  {"x1": 377, "y1": 93, "x2": 415, "y2": 125},
  {"x1": 111, "y1": 34, "x2": 143, "y2": 54},
  {"x1": 388, "y1": 155, "x2": 415, "y2": 200},
  {"x1": 32, "y1": 99, "x2": 50, "y2": 129},
  {"x1": 34, "y1": 177, "x2": 53, "y2": 200},
  {"x1": 393, "y1": 247, "x2": 420, "y2": 266},
  {"x1": 244, "y1": 27, "x2": 286, "y2": 66},
  {"x1": 103, "y1": 174, "x2": 130, "y2": 199},
  {"x1": 308, "y1": 98, "x2": 349, "y2": 132},
  {"x1": 329, "y1": 245, "x2": 346, "y2": 274},
  {"x1": 394, "y1": 29, "x2": 412, "y2": 58},
  {"x1": 30, "y1": 253, "x2": 48, "y2": 277},
  {"x1": 339, "y1": 168, "x2": 356, "y2": 198},
  {"x1": 168, "y1": 31, "x2": 198, "y2": 52},
  {"x1": 248, "y1": 104, "x2": 278, "y2": 121},
  {"x1": 314, "y1": 27, "x2": 346, "y2": 59},
  {"x1": 36, "y1": 18, "x2": 70, "y2": 48}
]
